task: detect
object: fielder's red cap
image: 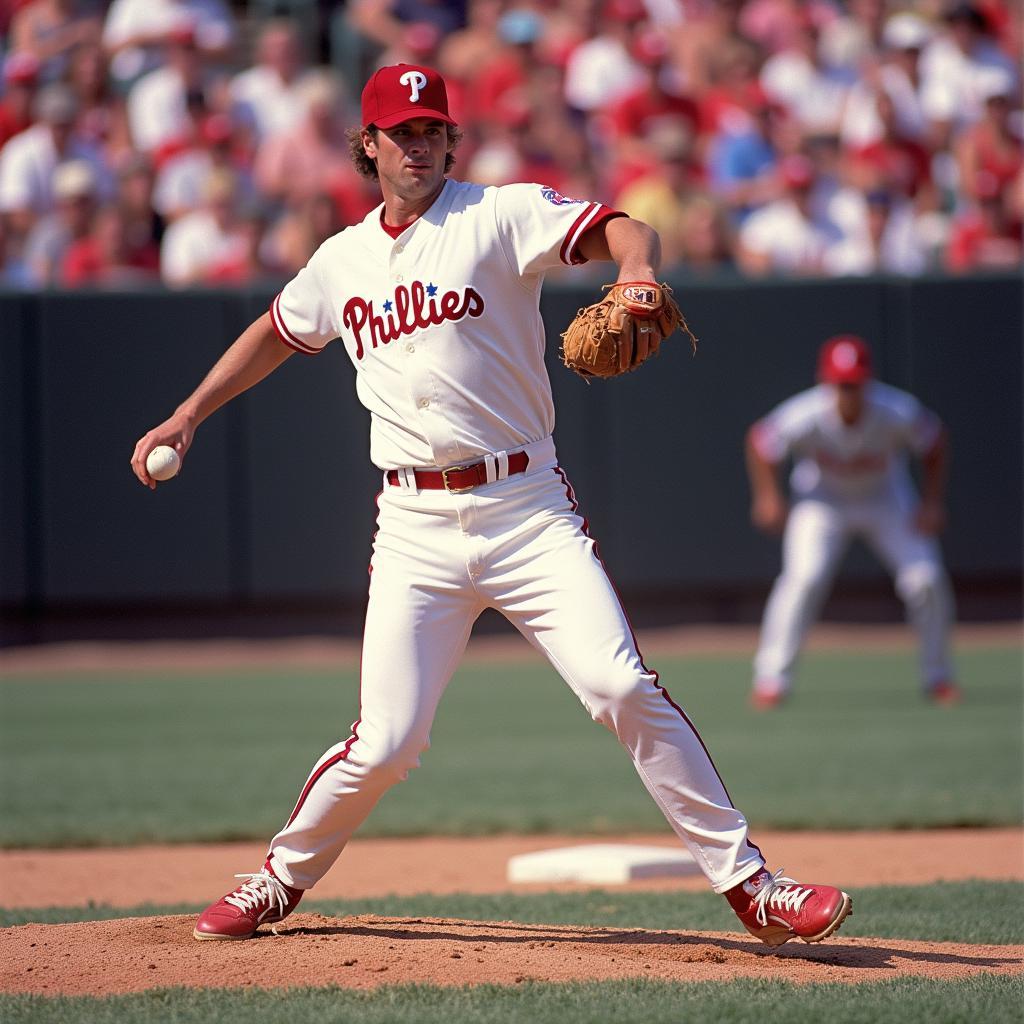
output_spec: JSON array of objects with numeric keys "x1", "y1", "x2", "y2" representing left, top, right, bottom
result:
[
  {"x1": 818, "y1": 334, "x2": 873, "y2": 384},
  {"x1": 361, "y1": 63, "x2": 456, "y2": 130}
]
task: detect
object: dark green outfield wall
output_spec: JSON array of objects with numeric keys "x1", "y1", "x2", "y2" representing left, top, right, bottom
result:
[{"x1": 1, "y1": 273, "x2": 1020, "y2": 638}]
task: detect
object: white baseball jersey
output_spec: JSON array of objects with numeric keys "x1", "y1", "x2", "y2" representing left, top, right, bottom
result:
[
  {"x1": 270, "y1": 178, "x2": 617, "y2": 470},
  {"x1": 258, "y1": 176, "x2": 767, "y2": 898},
  {"x1": 751, "y1": 381, "x2": 941, "y2": 502}
]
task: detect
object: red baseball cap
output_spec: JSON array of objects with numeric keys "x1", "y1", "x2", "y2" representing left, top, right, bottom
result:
[
  {"x1": 818, "y1": 335, "x2": 873, "y2": 384},
  {"x1": 361, "y1": 63, "x2": 456, "y2": 130}
]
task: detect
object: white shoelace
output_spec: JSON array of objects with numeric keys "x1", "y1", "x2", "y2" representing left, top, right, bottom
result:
[
  {"x1": 224, "y1": 871, "x2": 291, "y2": 917},
  {"x1": 752, "y1": 868, "x2": 813, "y2": 928}
]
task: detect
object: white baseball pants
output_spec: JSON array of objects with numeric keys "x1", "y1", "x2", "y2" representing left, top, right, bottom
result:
[
  {"x1": 267, "y1": 440, "x2": 764, "y2": 894},
  {"x1": 753, "y1": 493, "x2": 955, "y2": 693}
]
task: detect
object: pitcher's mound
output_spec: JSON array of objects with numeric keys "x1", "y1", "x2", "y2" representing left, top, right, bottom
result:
[{"x1": 4, "y1": 914, "x2": 1022, "y2": 996}]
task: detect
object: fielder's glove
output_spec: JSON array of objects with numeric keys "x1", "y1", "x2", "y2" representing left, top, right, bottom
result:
[{"x1": 560, "y1": 281, "x2": 696, "y2": 380}]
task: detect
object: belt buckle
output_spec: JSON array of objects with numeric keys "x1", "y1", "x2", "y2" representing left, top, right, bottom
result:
[{"x1": 441, "y1": 465, "x2": 475, "y2": 494}]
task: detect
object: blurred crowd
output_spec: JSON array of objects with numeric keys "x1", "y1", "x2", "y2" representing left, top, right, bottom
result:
[{"x1": 0, "y1": 0, "x2": 1020, "y2": 288}]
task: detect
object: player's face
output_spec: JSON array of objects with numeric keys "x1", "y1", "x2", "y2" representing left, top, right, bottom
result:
[
  {"x1": 365, "y1": 118, "x2": 449, "y2": 204},
  {"x1": 835, "y1": 381, "x2": 866, "y2": 423}
]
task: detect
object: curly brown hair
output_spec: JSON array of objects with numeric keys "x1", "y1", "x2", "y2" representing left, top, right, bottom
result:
[{"x1": 346, "y1": 125, "x2": 463, "y2": 181}]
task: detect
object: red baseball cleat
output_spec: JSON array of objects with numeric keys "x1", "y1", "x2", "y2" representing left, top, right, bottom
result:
[
  {"x1": 193, "y1": 868, "x2": 303, "y2": 940},
  {"x1": 750, "y1": 690, "x2": 786, "y2": 710},
  {"x1": 750, "y1": 680, "x2": 786, "y2": 710},
  {"x1": 926, "y1": 681, "x2": 962, "y2": 705},
  {"x1": 726, "y1": 868, "x2": 852, "y2": 948}
]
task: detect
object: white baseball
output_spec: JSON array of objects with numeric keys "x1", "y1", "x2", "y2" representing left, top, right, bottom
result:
[{"x1": 146, "y1": 445, "x2": 181, "y2": 482}]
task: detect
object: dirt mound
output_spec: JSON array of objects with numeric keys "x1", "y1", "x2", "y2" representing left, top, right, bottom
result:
[{"x1": 4, "y1": 913, "x2": 1022, "y2": 996}]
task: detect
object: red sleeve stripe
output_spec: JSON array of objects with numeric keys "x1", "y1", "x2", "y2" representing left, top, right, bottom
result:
[
  {"x1": 270, "y1": 293, "x2": 320, "y2": 355},
  {"x1": 559, "y1": 203, "x2": 620, "y2": 265},
  {"x1": 749, "y1": 420, "x2": 777, "y2": 460}
]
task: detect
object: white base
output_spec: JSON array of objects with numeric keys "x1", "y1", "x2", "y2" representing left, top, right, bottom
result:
[{"x1": 507, "y1": 843, "x2": 699, "y2": 885}]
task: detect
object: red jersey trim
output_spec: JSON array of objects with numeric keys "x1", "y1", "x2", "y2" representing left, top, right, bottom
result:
[
  {"x1": 560, "y1": 205, "x2": 624, "y2": 265},
  {"x1": 749, "y1": 419, "x2": 781, "y2": 462},
  {"x1": 270, "y1": 293, "x2": 321, "y2": 355}
]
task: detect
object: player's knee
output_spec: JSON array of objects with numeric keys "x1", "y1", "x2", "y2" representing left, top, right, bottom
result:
[
  {"x1": 357, "y1": 730, "x2": 428, "y2": 785},
  {"x1": 582, "y1": 667, "x2": 653, "y2": 725},
  {"x1": 777, "y1": 566, "x2": 830, "y2": 602},
  {"x1": 896, "y1": 562, "x2": 946, "y2": 607}
]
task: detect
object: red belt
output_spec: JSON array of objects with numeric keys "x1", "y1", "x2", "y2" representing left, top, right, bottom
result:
[{"x1": 386, "y1": 451, "x2": 530, "y2": 494}]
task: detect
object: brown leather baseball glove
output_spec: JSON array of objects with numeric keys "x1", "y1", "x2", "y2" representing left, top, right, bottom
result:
[{"x1": 560, "y1": 282, "x2": 696, "y2": 380}]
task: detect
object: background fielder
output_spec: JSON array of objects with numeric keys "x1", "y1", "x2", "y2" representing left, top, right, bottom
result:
[
  {"x1": 132, "y1": 62, "x2": 852, "y2": 948},
  {"x1": 746, "y1": 334, "x2": 959, "y2": 708}
]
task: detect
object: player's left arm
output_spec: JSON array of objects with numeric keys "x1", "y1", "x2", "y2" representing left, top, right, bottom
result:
[
  {"x1": 577, "y1": 215, "x2": 661, "y2": 283},
  {"x1": 915, "y1": 425, "x2": 949, "y2": 535}
]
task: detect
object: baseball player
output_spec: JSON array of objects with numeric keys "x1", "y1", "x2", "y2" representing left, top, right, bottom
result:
[
  {"x1": 131, "y1": 63, "x2": 852, "y2": 948},
  {"x1": 746, "y1": 334, "x2": 960, "y2": 708}
]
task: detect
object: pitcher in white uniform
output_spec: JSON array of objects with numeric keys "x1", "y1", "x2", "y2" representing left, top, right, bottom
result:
[
  {"x1": 746, "y1": 334, "x2": 959, "y2": 709},
  {"x1": 132, "y1": 63, "x2": 852, "y2": 948}
]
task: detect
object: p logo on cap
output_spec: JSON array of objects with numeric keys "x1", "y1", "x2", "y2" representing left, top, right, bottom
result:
[
  {"x1": 361, "y1": 64, "x2": 457, "y2": 129},
  {"x1": 399, "y1": 70, "x2": 427, "y2": 103}
]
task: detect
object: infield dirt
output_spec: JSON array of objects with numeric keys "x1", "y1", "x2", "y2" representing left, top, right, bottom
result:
[
  {"x1": 2, "y1": 828, "x2": 1022, "y2": 995},
  {"x1": 5, "y1": 912, "x2": 1023, "y2": 996}
]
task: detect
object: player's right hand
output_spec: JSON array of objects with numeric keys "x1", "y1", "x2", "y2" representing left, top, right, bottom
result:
[
  {"x1": 131, "y1": 414, "x2": 194, "y2": 490},
  {"x1": 751, "y1": 493, "x2": 788, "y2": 534}
]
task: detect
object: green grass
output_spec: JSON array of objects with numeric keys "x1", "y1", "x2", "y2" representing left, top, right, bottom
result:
[
  {"x1": 2, "y1": 976, "x2": 1022, "y2": 1024},
  {"x1": 5, "y1": 882, "x2": 1023, "y2": 944},
  {"x1": 1, "y1": 646, "x2": 1020, "y2": 846}
]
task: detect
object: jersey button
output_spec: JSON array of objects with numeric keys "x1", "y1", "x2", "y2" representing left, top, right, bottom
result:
[
  {"x1": 406, "y1": 344, "x2": 415, "y2": 353},
  {"x1": 395, "y1": 274, "x2": 404, "y2": 282},
  {"x1": 419, "y1": 398, "x2": 429, "y2": 409}
]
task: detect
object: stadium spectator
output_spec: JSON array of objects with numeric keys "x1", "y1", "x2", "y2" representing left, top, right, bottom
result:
[
  {"x1": 840, "y1": 12, "x2": 931, "y2": 149},
  {"x1": 606, "y1": 27, "x2": 700, "y2": 169},
  {"x1": 919, "y1": 2, "x2": 1019, "y2": 143},
  {"x1": 954, "y1": 70, "x2": 1021, "y2": 205},
  {"x1": 259, "y1": 191, "x2": 343, "y2": 275},
  {"x1": 697, "y1": 37, "x2": 765, "y2": 139},
  {"x1": 674, "y1": 191, "x2": 736, "y2": 276},
  {"x1": 125, "y1": 21, "x2": 215, "y2": 155},
  {"x1": 0, "y1": 0, "x2": 1020, "y2": 285},
  {"x1": 229, "y1": 19, "x2": 312, "y2": 143},
  {"x1": 612, "y1": 119, "x2": 702, "y2": 249},
  {"x1": 740, "y1": 0, "x2": 823, "y2": 55},
  {"x1": 346, "y1": 0, "x2": 467, "y2": 52},
  {"x1": 8, "y1": 0, "x2": 102, "y2": 84},
  {"x1": 708, "y1": 97, "x2": 785, "y2": 224},
  {"x1": 61, "y1": 201, "x2": 159, "y2": 285},
  {"x1": 201, "y1": 202, "x2": 271, "y2": 284},
  {"x1": 152, "y1": 111, "x2": 255, "y2": 221},
  {"x1": 253, "y1": 72, "x2": 368, "y2": 216},
  {"x1": 159, "y1": 166, "x2": 247, "y2": 285},
  {"x1": 102, "y1": 0, "x2": 234, "y2": 90},
  {"x1": 0, "y1": 213, "x2": 34, "y2": 284},
  {"x1": 435, "y1": 0, "x2": 502, "y2": 84},
  {"x1": 22, "y1": 156, "x2": 97, "y2": 284},
  {"x1": 846, "y1": 91, "x2": 931, "y2": 201},
  {"x1": 824, "y1": 186, "x2": 929, "y2": 276},
  {"x1": 946, "y1": 172, "x2": 1023, "y2": 272},
  {"x1": 0, "y1": 82, "x2": 110, "y2": 227},
  {"x1": 563, "y1": 0, "x2": 646, "y2": 114},
  {"x1": 462, "y1": 6, "x2": 541, "y2": 131},
  {"x1": 736, "y1": 153, "x2": 837, "y2": 275},
  {"x1": 758, "y1": 11, "x2": 849, "y2": 136},
  {"x1": 0, "y1": 53, "x2": 41, "y2": 149},
  {"x1": 66, "y1": 41, "x2": 131, "y2": 164}
]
